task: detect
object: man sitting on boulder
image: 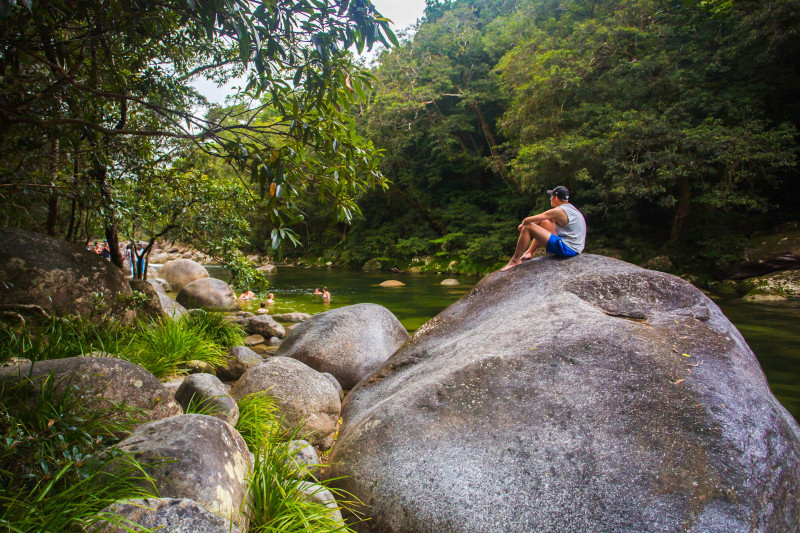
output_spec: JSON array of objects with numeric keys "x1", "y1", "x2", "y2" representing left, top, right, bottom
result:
[{"x1": 501, "y1": 186, "x2": 587, "y2": 272}]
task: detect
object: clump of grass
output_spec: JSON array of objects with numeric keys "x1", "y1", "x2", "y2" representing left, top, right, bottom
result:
[
  {"x1": 181, "y1": 310, "x2": 245, "y2": 349},
  {"x1": 0, "y1": 316, "x2": 132, "y2": 364},
  {"x1": 122, "y1": 317, "x2": 227, "y2": 379},
  {"x1": 0, "y1": 373, "x2": 158, "y2": 532},
  {"x1": 236, "y1": 393, "x2": 282, "y2": 453},
  {"x1": 235, "y1": 394, "x2": 359, "y2": 533}
]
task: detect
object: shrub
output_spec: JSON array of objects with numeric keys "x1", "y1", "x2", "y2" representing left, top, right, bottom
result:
[
  {"x1": 235, "y1": 393, "x2": 281, "y2": 453},
  {"x1": 0, "y1": 374, "x2": 157, "y2": 532}
]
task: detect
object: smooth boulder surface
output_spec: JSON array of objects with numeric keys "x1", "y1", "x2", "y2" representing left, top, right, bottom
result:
[
  {"x1": 117, "y1": 414, "x2": 251, "y2": 530},
  {"x1": 233, "y1": 314, "x2": 286, "y2": 339},
  {"x1": 218, "y1": 346, "x2": 263, "y2": 381},
  {"x1": 177, "y1": 278, "x2": 238, "y2": 312},
  {"x1": 379, "y1": 280, "x2": 405, "y2": 287},
  {"x1": 158, "y1": 258, "x2": 209, "y2": 291},
  {"x1": 0, "y1": 227, "x2": 132, "y2": 318},
  {"x1": 440, "y1": 278, "x2": 460, "y2": 286},
  {"x1": 328, "y1": 254, "x2": 800, "y2": 533},
  {"x1": 230, "y1": 357, "x2": 340, "y2": 444},
  {"x1": 175, "y1": 373, "x2": 239, "y2": 426},
  {"x1": 129, "y1": 279, "x2": 187, "y2": 320},
  {"x1": 276, "y1": 303, "x2": 408, "y2": 390},
  {"x1": 98, "y1": 498, "x2": 241, "y2": 533},
  {"x1": 0, "y1": 357, "x2": 180, "y2": 424},
  {"x1": 273, "y1": 312, "x2": 312, "y2": 323}
]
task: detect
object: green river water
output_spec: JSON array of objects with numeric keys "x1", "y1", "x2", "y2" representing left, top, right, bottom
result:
[{"x1": 204, "y1": 266, "x2": 800, "y2": 421}]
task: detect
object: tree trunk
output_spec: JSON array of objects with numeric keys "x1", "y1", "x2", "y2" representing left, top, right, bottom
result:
[
  {"x1": 669, "y1": 176, "x2": 691, "y2": 251},
  {"x1": 91, "y1": 150, "x2": 124, "y2": 268},
  {"x1": 470, "y1": 103, "x2": 518, "y2": 190},
  {"x1": 65, "y1": 197, "x2": 77, "y2": 241},
  {"x1": 45, "y1": 138, "x2": 59, "y2": 236},
  {"x1": 65, "y1": 152, "x2": 79, "y2": 241}
]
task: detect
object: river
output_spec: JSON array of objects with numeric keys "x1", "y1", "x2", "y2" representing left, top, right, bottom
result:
[{"x1": 205, "y1": 266, "x2": 799, "y2": 421}]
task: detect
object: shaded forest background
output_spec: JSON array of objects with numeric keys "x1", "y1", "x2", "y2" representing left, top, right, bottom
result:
[
  {"x1": 279, "y1": 0, "x2": 800, "y2": 276},
  {"x1": 2, "y1": 0, "x2": 798, "y2": 279}
]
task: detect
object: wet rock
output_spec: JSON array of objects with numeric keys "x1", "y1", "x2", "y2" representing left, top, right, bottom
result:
[
  {"x1": 378, "y1": 280, "x2": 405, "y2": 287},
  {"x1": 440, "y1": 278, "x2": 460, "y2": 286}
]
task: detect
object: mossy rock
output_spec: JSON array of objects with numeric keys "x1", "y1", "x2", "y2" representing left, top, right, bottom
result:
[
  {"x1": 362, "y1": 258, "x2": 382, "y2": 272},
  {"x1": 743, "y1": 269, "x2": 800, "y2": 301}
]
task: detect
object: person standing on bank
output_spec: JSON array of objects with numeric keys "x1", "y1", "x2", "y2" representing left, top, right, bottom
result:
[{"x1": 501, "y1": 186, "x2": 586, "y2": 272}]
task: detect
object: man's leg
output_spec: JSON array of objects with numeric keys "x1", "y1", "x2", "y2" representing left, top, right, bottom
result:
[
  {"x1": 501, "y1": 223, "x2": 554, "y2": 271},
  {"x1": 520, "y1": 220, "x2": 557, "y2": 260}
]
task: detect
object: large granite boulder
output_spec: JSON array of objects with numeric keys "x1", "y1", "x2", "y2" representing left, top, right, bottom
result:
[
  {"x1": 327, "y1": 254, "x2": 800, "y2": 532},
  {"x1": 158, "y1": 259, "x2": 209, "y2": 291},
  {"x1": 230, "y1": 357, "x2": 340, "y2": 445},
  {"x1": 276, "y1": 304, "x2": 408, "y2": 389},
  {"x1": 98, "y1": 498, "x2": 241, "y2": 533},
  {"x1": 129, "y1": 279, "x2": 187, "y2": 320},
  {"x1": 0, "y1": 227, "x2": 132, "y2": 319},
  {"x1": 0, "y1": 357, "x2": 180, "y2": 425},
  {"x1": 116, "y1": 414, "x2": 251, "y2": 530},
  {"x1": 175, "y1": 373, "x2": 239, "y2": 426},
  {"x1": 177, "y1": 278, "x2": 238, "y2": 312}
]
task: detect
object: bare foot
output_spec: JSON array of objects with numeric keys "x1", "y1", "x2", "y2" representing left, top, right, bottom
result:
[
  {"x1": 520, "y1": 252, "x2": 533, "y2": 261},
  {"x1": 500, "y1": 259, "x2": 521, "y2": 272}
]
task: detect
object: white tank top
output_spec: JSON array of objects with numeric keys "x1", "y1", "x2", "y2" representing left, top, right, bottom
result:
[{"x1": 556, "y1": 203, "x2": 586, "y2": 253}]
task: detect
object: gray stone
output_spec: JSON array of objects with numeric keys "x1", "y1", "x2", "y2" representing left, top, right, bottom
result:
[
  {"x1": 177, "y1": 278, "x2": 238, "y2": 312},
  {"x1": 244, "y1": 334, "x2": 265, "y2": 346},
  {"x1": 0, "y1": 227, "x2": 133, "y2": 319},
  {"x1": 288, "y1": 439, "x2": 321, "y2": 478},
  {"x1": 236, "y1": 311, "x2": 255, "y2": 317},
  {"x1": 440, "y1": 278, "x2": 460, "y2": 286},
  {"x1": 320, "y1": 372, "x2": 344, "y2": 401},
  {"x1": 97, "y1": 498, "x2": 241, "y2": 533},
  {"x1": 218, "y1": 346, "x2": 264, "y2": 381},
  {"x1": 269, "y1": 336, "x2": 281, "y2": 346},
  {"x1": 257, "y1": 264, "x2": 277, "y2": 273},
  {"x1": 186, "y1": 360, "x2": 215, "y2": 375},
  {"x1": 0, "y1": 356, "x2": 180, "y2": 426},
  {"x1": 158, "y1": 259, "x2": 209, "y2": 292},
  {"x1": 129, "y1": 278, "x2": 186, "y2": 319},
  {"x1": 236, "y1": 314, "x2": 286, "y2": 339},
  {"x1": 743, "y1": 269, "x2": 800, "y2": 301},
  {"x1": 297, "y1": 481, "x2": 344, "y2": 527},
  {"x1": 161, "y1": 377, "x2": 184, "y2": 402},
  {"x1": 116, "y1": 414, "x2": 251, "y2": 530},
  {"x1": 272, "y1": 312, "x2": 312, "y2": 323},
  {"x1": 230, "y1": 357, "x2": 340, "y2": 445},
  {"x1": 175, "y1": 374, "x2": 239, "y2": 426},
  {"x1": 327, "y1": 254, "x2": 800, "y2": 533},
  {"x1": 276, "y1": 303, "x2": 408, "y2": 390},
  {"x1": 362, "y1": 259, "x2": 381, "y2": 272},
  {"x1": 152, "y1": 278, "x2": 173, "y2": 292}
]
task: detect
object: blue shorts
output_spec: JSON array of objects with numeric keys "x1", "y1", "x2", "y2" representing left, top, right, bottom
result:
[{"x1": 546, "y1": 234, "x2": 579, "y2": 257}]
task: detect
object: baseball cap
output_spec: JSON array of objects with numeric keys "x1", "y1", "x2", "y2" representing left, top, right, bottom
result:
[{"x1": 547, "y1": 186, "x2": 569, "y2": 200}]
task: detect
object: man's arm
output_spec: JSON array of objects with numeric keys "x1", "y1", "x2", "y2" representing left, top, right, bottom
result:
[{"x1": 520, "y1": 207, "x2": 568, "y2": 228}]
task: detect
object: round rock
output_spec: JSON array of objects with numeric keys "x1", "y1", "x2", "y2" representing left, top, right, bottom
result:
[
  {"x1": 0, "y1": 227, "x2": 132, "y2": 319},
  {"x1": 158, "y1": 259, "x2": 209, "y2": 291},
  {"x1": 272, "y1": 312, "x2": 312, "y2": 323},
  {"x1": 177, "y1": 278, "x2": 238, "y2": 312},
  {"x1": 378, "y1": 280, "x2": 405, "y2": 287},
  {"x1": 116, "y1": 414, "x2": 252, "y2": 530},
  {"x1": 327, "y1": 255, "x2": 800, "y2": 532},
  {"x1": 218, "y1": 346, "x2": 264, "y2": 381},
  {"x1": 0, "y1": 356, "x2": 180, "y2": 426},
  {"x1": 230, "y1": 357, "x2": 340, "y2": 444},
  {"x1": 440, "y1": 278, "x2": 460, "y2": 286},
  {"x1": 175, "y1": 373, "x2": 239, "y2": 426},
  {"x1": 98, "y1": 498, "x2": 241, "y2": 533},
  {"x1": 276, "y1": 303, "x2": 408, "y2": 390}
]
